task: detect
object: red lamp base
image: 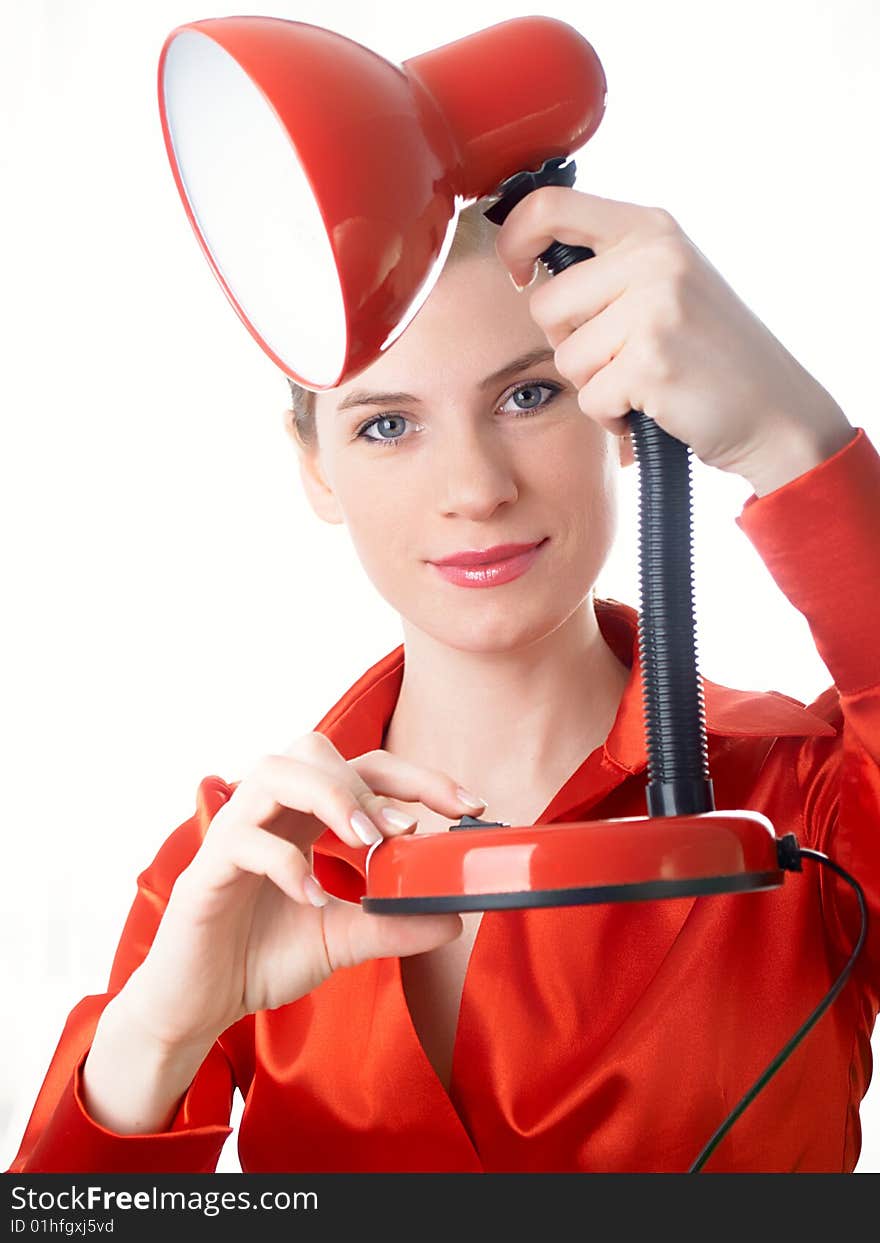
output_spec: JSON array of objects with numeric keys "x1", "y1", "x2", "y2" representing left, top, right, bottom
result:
[{"x1": 361, "y1": 810, "x2": 783, "y2": 913}]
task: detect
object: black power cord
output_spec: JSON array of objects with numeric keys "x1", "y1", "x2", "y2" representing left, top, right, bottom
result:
[{"x1": 688, "y1": 834, "x2": 869, "y2": 1172}]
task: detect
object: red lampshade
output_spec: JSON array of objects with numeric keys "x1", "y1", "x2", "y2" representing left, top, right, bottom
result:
[{"x1": 157, "y1": 14, "x2": 606, "y2": 390}]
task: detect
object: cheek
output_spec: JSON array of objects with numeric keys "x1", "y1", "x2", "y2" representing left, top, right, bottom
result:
[
  {"x1": 534, "y1": 431, "x2": 619, "y2": 577},
  {"x1": 333, "y1": 461, "x2": 417, "y2": 578},
  {"x1": 526, "y1": 420, "x2": 616, "y2": 511}
]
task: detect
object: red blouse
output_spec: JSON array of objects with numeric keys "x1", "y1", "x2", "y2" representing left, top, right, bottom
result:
[{"x1": 7, "y1": 427, "x2": 880, "y2": 1174}]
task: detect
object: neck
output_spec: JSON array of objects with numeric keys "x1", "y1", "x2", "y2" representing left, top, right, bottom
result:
[{"x1": 382, "y1": 593, "x2": 632, "y2": 818}]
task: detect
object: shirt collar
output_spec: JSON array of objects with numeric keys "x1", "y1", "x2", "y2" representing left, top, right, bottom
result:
[{"x1": 314, "y1": 596, "x2": 834, "y2": 761}]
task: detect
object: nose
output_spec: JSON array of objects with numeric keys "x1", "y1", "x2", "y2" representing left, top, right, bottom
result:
[{"x1": 435, "y1": 422, "x2": 519, "y2": 520}]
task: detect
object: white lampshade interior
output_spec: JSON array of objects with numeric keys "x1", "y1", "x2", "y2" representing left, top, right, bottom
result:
[{"x1": 161, "y1": 29, "x2": 347, "y2": 388}]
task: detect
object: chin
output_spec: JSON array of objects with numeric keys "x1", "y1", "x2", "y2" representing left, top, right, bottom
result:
[{"x1": 412, "y1": 602, "x2": 567, "y2": 655}]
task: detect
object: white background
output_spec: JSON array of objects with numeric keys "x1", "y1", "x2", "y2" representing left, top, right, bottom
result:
[{"x1": 1, "y1": 0, "x2": 878, "y2": 1173}]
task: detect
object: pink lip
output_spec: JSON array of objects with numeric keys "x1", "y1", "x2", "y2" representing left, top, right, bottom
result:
[
  {"x1": 432, "y1": 541, "x2": 545, "y2": 567},
  {"x1": 429, "y1": 539, "x2": 549, "y2": 589}
]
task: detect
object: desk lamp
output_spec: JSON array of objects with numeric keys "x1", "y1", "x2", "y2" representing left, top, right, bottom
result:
[
  {"x1": 158, "y1": 15, "x2": 866, "y2": 1170},
  {"x1": 158, "y1": 12, "x2": 785, "y2": 911}
]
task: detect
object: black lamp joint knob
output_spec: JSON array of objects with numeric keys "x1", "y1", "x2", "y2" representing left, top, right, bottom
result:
[{"x1": 776, "y1": 833, "x2": 803, "y2": 872}]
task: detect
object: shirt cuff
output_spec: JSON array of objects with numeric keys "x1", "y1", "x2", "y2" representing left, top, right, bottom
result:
[
  {"x1": 20, "y1": 1048, "x2": 233, "y2": 1174},
  {"x1": 735, "y1": 426, "x2": 880, "y2": 695}
]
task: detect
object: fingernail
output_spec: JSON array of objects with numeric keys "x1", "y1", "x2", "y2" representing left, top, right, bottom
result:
[
  {"x1": 509, "y1": 262, "x2": 537, "y2": 292},
  {"x1": 351, "y1": 809, "x2": 383, "y2": 845},
  {"x1": 456, "y1": 787, "x2": 487, "y2": 810},
  {"x1": 303, "y1": 874, "x2": 328, "y2": 907},
  {"x1": 380, "y1": 806, "x2": 418, "y2": 830}
]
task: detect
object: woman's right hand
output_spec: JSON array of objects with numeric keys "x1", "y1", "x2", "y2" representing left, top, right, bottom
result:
[{"x1": 117, "y1": 733, "x2": 485, "y2": 1055}]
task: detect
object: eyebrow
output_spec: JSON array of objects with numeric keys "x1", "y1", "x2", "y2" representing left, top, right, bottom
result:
[{"x1": 334, "y1": 347, "x2": 557, "y2": 414}]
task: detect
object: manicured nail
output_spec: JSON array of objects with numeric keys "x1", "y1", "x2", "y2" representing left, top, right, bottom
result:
[
  {"x1": 351, "y1": 809, "x2": 383, "y2": 845},
  {"x1": 303, "y1": 874, "x2": 328, "y2": 907},
  {"x1": 509, "y1": 262, "x2": 537, "y2": 292},
  {"x1": 380, "y1": 806, "x2": 418, "y2": 830},
  {"x1": 456, "y1": 787, "x2": 487, "y2": 810}
]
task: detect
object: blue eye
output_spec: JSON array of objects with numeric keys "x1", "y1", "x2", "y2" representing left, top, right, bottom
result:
[
  {"x1": 355, "y1": 379, "x2": 561, "y2": 448},
  {"x1": 357, "y1": 413, "x2": 411, "y2": 447},
  {"x1": 501, "y1": 382, "x2": 560, "y2": 414}
]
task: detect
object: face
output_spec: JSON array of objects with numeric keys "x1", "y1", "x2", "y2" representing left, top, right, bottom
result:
[{"x1": 299, "y1": 252, "x2": 631, "y2": 654}]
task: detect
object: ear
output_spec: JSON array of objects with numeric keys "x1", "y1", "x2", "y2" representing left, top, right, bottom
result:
[
  {"x1": 618, "y1": 432, "x2": 634, "y2": 469},
  {"x1": 284, "y1": 411, "x2": 345, "y2": 526},
  {"x1": 298, "y1": 449, "x2": 345, "y2": 525}
]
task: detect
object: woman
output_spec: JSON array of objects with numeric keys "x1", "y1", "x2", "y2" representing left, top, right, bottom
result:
[{"x1": 7, "y1": 187, "x2": 879, "y2": 1173}]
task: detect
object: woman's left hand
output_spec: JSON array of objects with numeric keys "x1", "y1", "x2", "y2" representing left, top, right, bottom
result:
[{"x1": 493, "y1": 186, "x2": 854, "y2": 493}]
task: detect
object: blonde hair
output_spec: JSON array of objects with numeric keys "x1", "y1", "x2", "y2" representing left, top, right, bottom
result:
[{"x1": 285, "y1": 199, "x2": 499, "y2": 450}]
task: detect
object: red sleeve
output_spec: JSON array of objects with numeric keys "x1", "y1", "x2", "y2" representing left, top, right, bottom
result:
[
  {"x1": 5, "y1": 777, "x2": 239, "y2": 1173},
  {"x1": 735, "y1": 426, "x2": 880, "y2": 1005}
]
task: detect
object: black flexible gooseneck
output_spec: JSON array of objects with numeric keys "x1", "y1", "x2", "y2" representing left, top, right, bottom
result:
[{"x1": 484, "y1": 157, "x2": 714, "y2": 819}]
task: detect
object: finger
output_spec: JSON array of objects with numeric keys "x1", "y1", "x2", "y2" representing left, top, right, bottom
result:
[
  {"x1": 220, "y1": 752, "x2": 399, "y2": 851},
  {"x1": 526, "y1": 248, "x2": 628, "y2": 349},
  {"x1": 323, "y1": 901, "x2": 464, "y2": 973},
  {"x1": 551, "y1": 297, "x2": 629, "y2": 391},
  {"x1": 495, "y1": 185, "x2": 670, "y2": 287},
  {"x1": 228, "y1": 733, "x2": 487, "y2": 857},
  {"x1": 276, "y1": 735, "x2": 426, "y2": 840},
  {"x1": 280, "y1": 733, "x2": 488, "y2": 835},
  {"x1": 574, "y1": 342, "x2": 641, "y2": 435},
  {"x1": 195, "y1": 820, "x2": 319, "y2": 906},
  {"x1": 349, "y1": 749, "x2": 488, "y2": 821},
  {"x1": 283, "y1": 734, "x2": 426, "y2": 836}
]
